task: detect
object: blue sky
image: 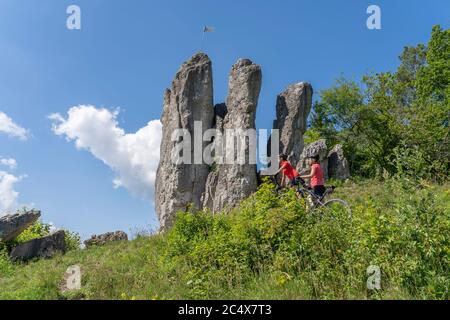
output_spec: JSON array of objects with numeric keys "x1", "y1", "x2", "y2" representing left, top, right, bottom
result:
[{"x1": 0, "y1": 0, "x2": 448, "y2": 239}]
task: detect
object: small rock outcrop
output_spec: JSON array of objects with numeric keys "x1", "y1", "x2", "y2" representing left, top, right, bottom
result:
[
  {"x1": 0, "y1": 210, "x2": 41, "y2": 242},
  {"x1": 155, "y1": 52, "x2": 214, "y2": 230},
  {"x1": 297, "y1": 140, "x2": 351, "y2": 181},
  {"x1": 10, "y1": 230, "x2": 66, "y2": 262},
  {"x1": 84, "y1": 231, "x2": 128, "y2": 248},
  {"x1": 297, "y1": 139, "x2": 329, "y2": 177},
  {"x1": 328, "y1": 144, "x2": 350, "y2": 180},
  {"x1": 203, "y1": 59, "x2": 262, "y2": 213},
  {"x1": 272, "y1": 83, "x2": 313, "y2": 168}
]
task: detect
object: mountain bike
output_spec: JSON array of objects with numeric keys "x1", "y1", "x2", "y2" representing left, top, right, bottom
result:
[{"x1": 270, "y1": 175, "x2": 352, "y2": 219}]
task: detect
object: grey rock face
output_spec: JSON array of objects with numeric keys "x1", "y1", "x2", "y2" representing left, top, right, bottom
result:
[
  {"x1": 204, "y1": 59, "x2": 262, "y2": 212},
  {"x1": 155, "y1": 52, "x2": 214, "y2": 231},
  {"x1": 273, "y1": 83, "x2": 313, "y2": 168},
  {"x1": 201, "y1": 169, "x2": 219, "y2": 211},
  {"x1": 0, "y1": 210, "x2": 41, "y2": 242},
  {"x1": 84, "y1": 231, "x2": 128, "y2": 248},
  {"x1": 297, "y1": 139, "x2": 329, "y2": 178},
  {"x1": 213, "y1": 103, "x2": 228, "y2": 132},
  {"x1": 10, "y1": 230, "x2": 66, "y2": 262},
  {"x1": 200, "y1": 104, "x2": 226, "y2": 211},
  {"x1": 328, "y1": 144, "x2": 350, "y2": 180}
]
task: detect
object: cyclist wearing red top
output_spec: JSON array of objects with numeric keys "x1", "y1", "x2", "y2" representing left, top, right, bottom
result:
[
  {"x1": 300, "y1": 155, "x2": 326, "y2": 197},
  {"x1": 276, "y1": 154, "x2": 300, "y2": 187}
]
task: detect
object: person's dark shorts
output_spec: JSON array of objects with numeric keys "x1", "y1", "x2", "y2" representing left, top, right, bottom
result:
[
  {"x1": 290, "y1": 177, "x2": 301, "y2": 187},
  {"x1": 313, "y1": 185, "x2": 326, "y2": 197}
]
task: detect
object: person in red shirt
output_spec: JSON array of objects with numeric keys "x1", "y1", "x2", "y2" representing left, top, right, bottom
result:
[
  {"x1": 276, "y1": 154, "x2": 300, "y2": 188},
  {"x1": 300, "y1": 155, "x2": 326, "y2": 197}
]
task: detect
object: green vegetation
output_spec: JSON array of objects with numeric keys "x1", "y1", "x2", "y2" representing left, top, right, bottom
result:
[
  {"x1": 0, "y1": 219, "x2": 81, "y2": 282},
  {"x1": 0, "y1": 176, "x2": 448, "y2": 300},
  {"x1": 306, "y1": 25, "x2": 449, "y2": 180},
  {"x1": 0, "y1": 219, "x2": 81, "y2": 254}
]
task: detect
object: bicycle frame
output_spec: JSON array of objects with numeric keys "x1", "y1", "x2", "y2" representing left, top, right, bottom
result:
[
  {"x1": 270, "y1": 174, "x2": 334, "y2": 209},
  {"x1": 295, "y1": 185, "x2": 334, "y2": 209}
]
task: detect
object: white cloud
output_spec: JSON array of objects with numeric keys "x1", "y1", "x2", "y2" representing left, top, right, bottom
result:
[
  {"x1": 0, "y1": 171, "x2": 24, "y2": 215},
  {"x1": 0, "y1": 158, "x2": 17, "y2": 170},
  {"x1": 49, "y1": 105, "x2": 162, "y2": 202},
  {"x1": 0, "y1": 111, "x2": 29, "y2": 140}
]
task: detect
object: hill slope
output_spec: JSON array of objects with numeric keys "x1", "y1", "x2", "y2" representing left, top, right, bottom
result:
[{"x1": 0, "y1": 179, "x2": 449, "y2": 300}]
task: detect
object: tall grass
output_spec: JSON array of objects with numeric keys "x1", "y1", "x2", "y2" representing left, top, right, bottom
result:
[{"x1": 0, "y1": 178, "x2": 448, "y2": 300}]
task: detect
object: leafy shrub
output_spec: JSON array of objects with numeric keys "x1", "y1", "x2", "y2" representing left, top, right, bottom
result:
[
  {"x1": 392, "y1": 143, "x2": 448, "y2": 182},
  {"x1": 165, "y1": 177, "x2": 449, "y2": 299},
  {"x1": 64, "y1": 230, "x2": 81, "y2": 251},
  {"x1": 14, "y1": 220, "x2": 52, "y2": 244},
  {"x1": 10, "y1": 220, "x2": 81, "y2": 252}
]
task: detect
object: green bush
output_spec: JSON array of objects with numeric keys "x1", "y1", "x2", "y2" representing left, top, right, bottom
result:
[
  {"x1": 9, "y1": 220, "x2": 81, "y2": 252},
  {"x1": 64, "y1": 230, "x2": 81, "y2": 252},
  {"x1": 14, "y1": 220, "x2": 52, "y2": 244},
  {"x1": 165, "y1": 177, "x2": 449, "y2": 299}
]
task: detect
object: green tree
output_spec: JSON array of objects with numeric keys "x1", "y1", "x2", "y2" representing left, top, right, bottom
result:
[
  {"x1": 305, "y1": 101, "x2": 337, "y2": 146},
  {"x1": 307, "y1": 25, "x2": 449, "y2": 180},
  {"x1": 416, "y1": 25, "x2": 450, "y2": 103},
  {"x1": 395, "y1": 44, "x2": 427, "y2": 106},
  {"x1": 411, "y1": 25, "x2": 450, "y2": 179}
]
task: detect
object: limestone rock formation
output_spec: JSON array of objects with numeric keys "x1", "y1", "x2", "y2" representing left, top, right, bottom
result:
[
  {"x1": 10, "y1": 230, "x2": 66, "y2": 262},
  {"x1": 0, "y1": 210, "x2": 41, "y2": 242},
  {"x1": 272, "y1": 83, "x2": 313, "y2": 168},
  {"x1": 328, "y1": 144, "x2": 350, "y2": 180},
  {"x1": 201, "y1": 103, "x2": 227, "y2": 211},
  {"x1": 201, "y1": 169, "x2": 219, "y2": 211},
  {"x1": 203, "y1": 59, "x2": 262, "y2": 213},
  {"x1": 155, "y1": 52, "x2": 214, "y2": 230},
  {"x1": 297, "y1": 139, "x2": 329, "y2": 178},
  {"x1": 155, "y1": 54, "x2": 324, "y2": 226},
  {"x1": 84, "y1": 231, "x2": 128, "y2": 248},
  {"x1": 213, "y1": 103, "x2": 228, "y2": 132}
]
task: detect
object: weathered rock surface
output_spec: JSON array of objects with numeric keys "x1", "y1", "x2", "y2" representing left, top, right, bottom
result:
[
  {"x1": 0, "y1": 210, "x2": 41, "y2": 242},
  {"x1": 272, "y1": 83, "x2": 313, "y2": 168},
  {"x1": 204, "y1": 59, "x2": 262, "y2": 213},
  {"x1": 201, "y1": 169, "x2": 219, "y2": 211},
  {"x1": 84, "y1": 231, "x2": 128, "y2": 248},
  {"x1": 10, "y1": 230, "x2": 66, "y2": 262},
  {"x1": 200, "y1": 104, "x2": 227, "y2": 211},
  {"x1": 155, "y1": 52, "x2": 214, "y2": 230},
  {"x1": 297, "y1": 139, "x2": 329, "y2": 178},
  {"x1": 328, "y1": 144, "x2": 350, "y2": 180},
  {"x1": 213, "y1": 103, "x2": 228, "y2": 132}
]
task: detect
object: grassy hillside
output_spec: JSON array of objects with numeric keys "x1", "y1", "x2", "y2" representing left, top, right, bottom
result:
[{"x1": 0, "y1": 178, "x2": 449, "y2": 300}]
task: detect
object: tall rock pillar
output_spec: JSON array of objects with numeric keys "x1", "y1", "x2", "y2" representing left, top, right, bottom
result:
[
  {"x1": 203, "y1": 59, "x2": 262, "y2": 213},
  {"x1": 155, "y1": 53, "x2": 214, "y2": 231},
  {"x1": 272, "y1": 82, "x2": 313, "y2": 168}
]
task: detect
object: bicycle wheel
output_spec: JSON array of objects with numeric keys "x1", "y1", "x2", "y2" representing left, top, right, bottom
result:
[{"x1": 320, "y1": 198, "x2": 352, "y2": 219}]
